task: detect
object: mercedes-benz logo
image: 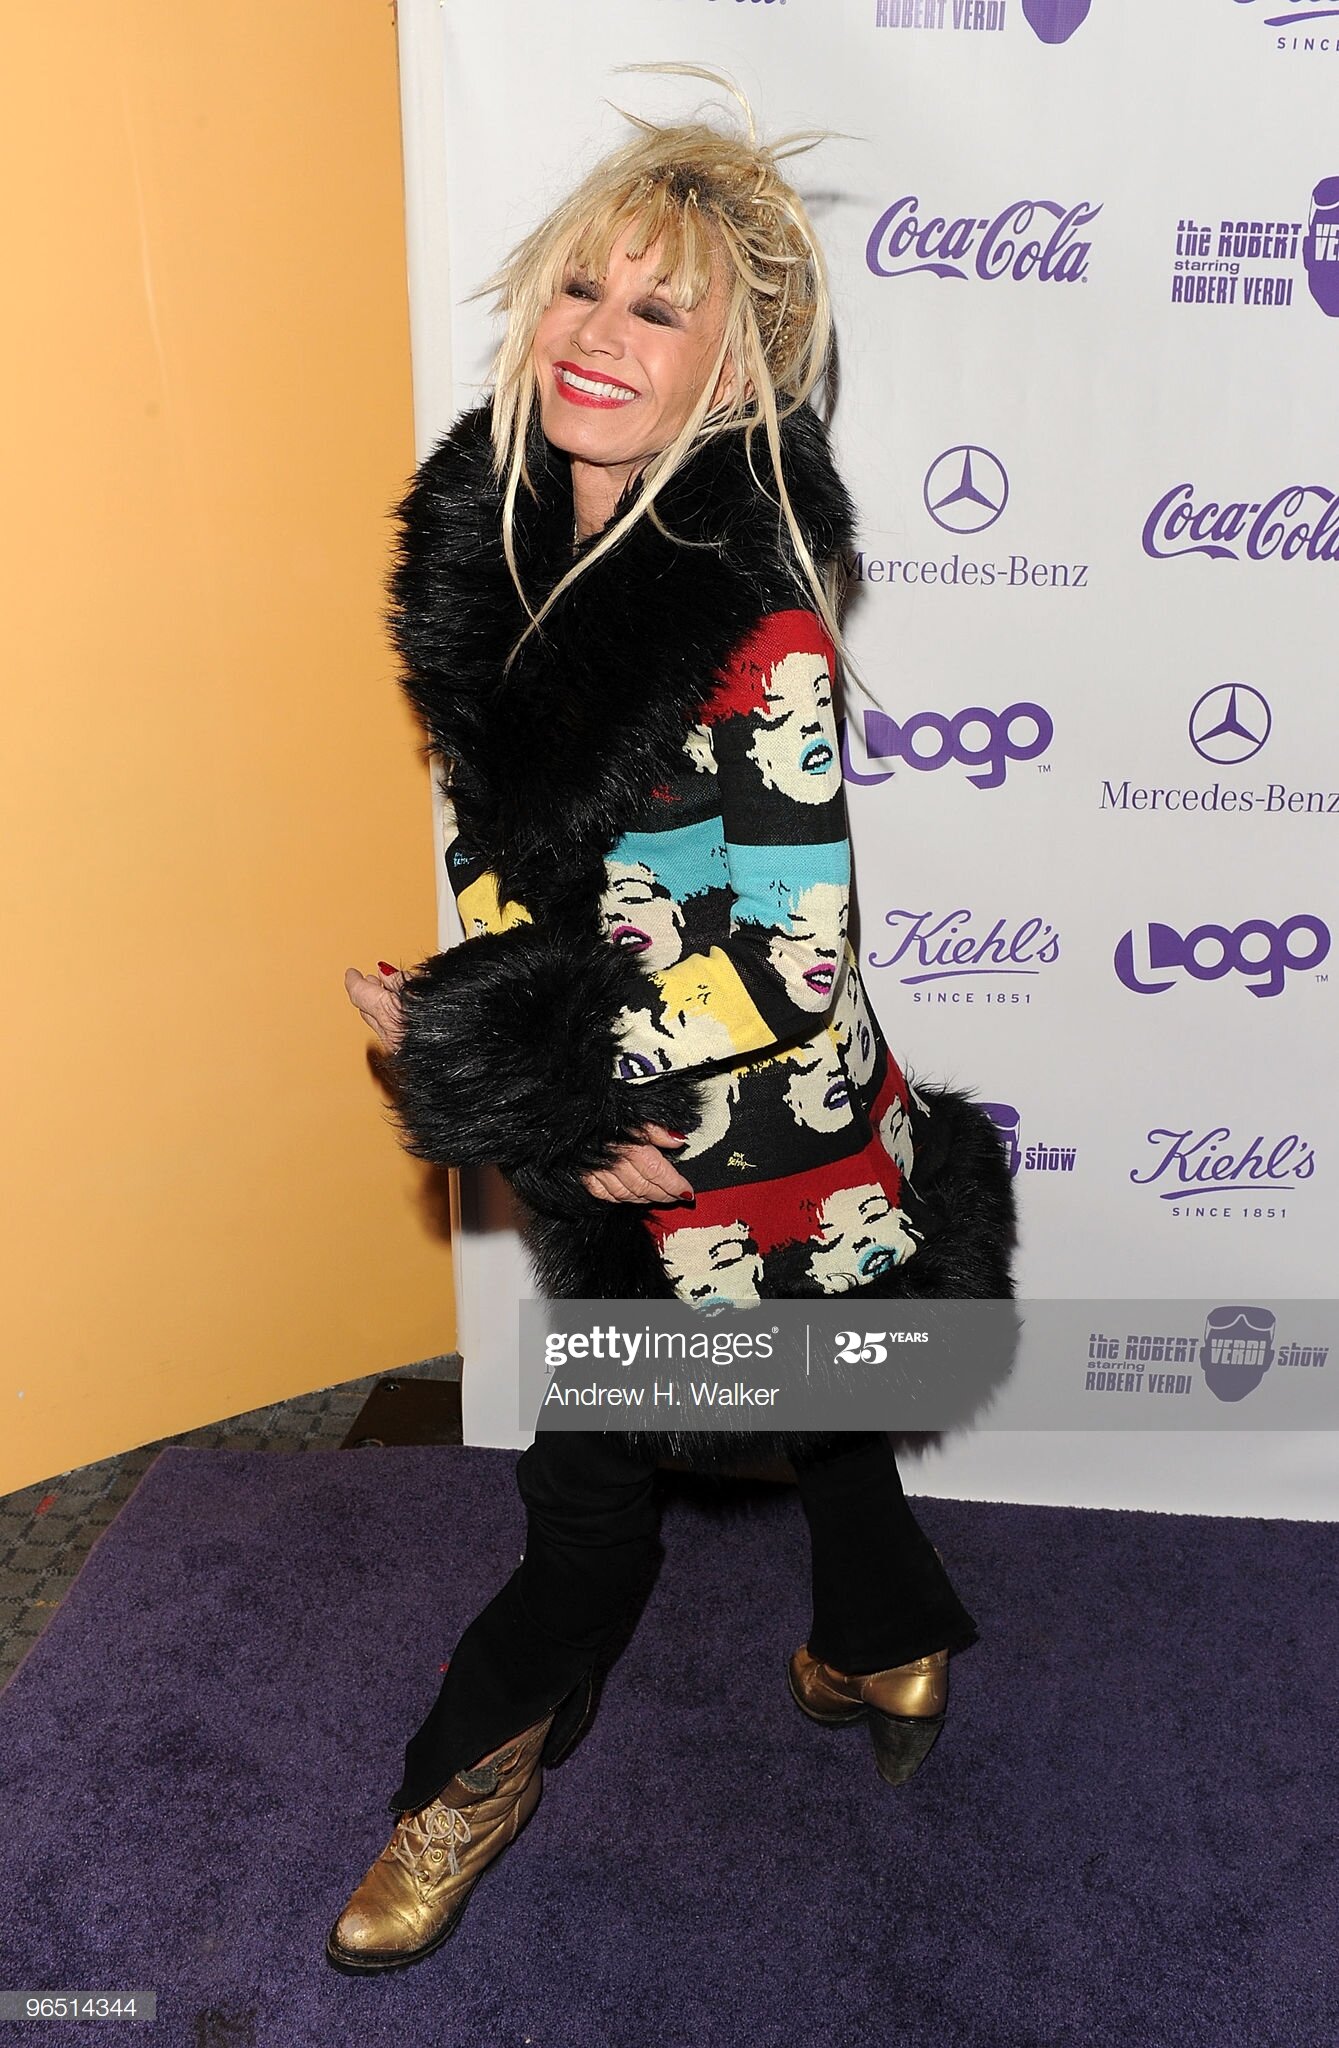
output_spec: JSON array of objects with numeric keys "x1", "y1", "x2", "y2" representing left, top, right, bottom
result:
[
  {"x1": 1188, "y1": 683, "x2": 1272, "y2": 765},
  {"x1": 923, "y1": 445, "x2": 1009, "y2": 535}
]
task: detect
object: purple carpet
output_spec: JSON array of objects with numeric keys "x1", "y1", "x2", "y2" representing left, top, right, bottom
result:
[{"x1": 1, "y1": 1444, "x2": 1335, "y2": 2047}]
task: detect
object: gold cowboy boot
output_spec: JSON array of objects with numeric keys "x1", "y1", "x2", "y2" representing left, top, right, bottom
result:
[
  {"x1": 787, "y1": 1642, "x2": 949, "y2": 1787},
  {"x1": 325, "y1": 1710, "x2": 554, "y2": 1973}
]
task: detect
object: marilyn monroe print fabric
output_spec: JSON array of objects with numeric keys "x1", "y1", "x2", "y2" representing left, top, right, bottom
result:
[{"x1": 606, "y1": 610, "x2": 926, "y2": 1306}]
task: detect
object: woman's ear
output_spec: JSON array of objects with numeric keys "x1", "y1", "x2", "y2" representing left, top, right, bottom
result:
[{"x1": 710, "y1": 355, "x2": 754, "y2": 411}]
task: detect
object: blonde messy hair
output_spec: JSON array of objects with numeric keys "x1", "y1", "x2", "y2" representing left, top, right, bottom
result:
[{"x1": 474, "y1": 63, "x2": 850, "y2": 668}]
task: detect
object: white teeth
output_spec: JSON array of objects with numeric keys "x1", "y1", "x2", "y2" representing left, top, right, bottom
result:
[{"x1": 557, "y1": 366, "x2": 635, "y2": 401}]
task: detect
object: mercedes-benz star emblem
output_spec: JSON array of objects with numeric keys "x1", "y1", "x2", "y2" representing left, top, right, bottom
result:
[
  {"x1": 923, "y1": 445, "x2": 1009, "y2": 536},
  {"x1": 1188, "y1": 683, "x2": 1272, "y2": 766}
]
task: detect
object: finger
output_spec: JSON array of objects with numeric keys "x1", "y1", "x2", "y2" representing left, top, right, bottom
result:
[
  {"x1": 637, "y1": 1121, "x2": 687, "y2": 1149},
  {"x1": 355, "y1": 986, "x2": 399, "y2": 1031},
  {"x1": 345, "y1": 976, "x2": 404, "y2": 1047},
  {"x1": 624, "y1": 1144, "x2": 694, "y2": 1201},
  {"x1": 347, "y1": 989, "x2": 381, "y2": 1025},
  {"x1": 620, "y1": 1150, "x2": 676, "y2": 1200},
  {"x1": 608, "y1": 1157, "x2": 660, "y2": 1202},
  {"x1": 347, "y1": 965, "x2": 406, "y2": 1001},
  {"x1": 585, "y1": 1169, "x2": 630, "y2": 1204},
  {"x1": 347, "y1": 968, "x2": 397, "y2": 1022},
  {"x1": 617, "y1": 1148, "x2": 693, "y2": 1204}
]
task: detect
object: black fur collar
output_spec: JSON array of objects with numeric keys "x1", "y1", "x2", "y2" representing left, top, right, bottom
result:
[{"x1": 385, "y1": 397, "x2": 855, "y2": 924}]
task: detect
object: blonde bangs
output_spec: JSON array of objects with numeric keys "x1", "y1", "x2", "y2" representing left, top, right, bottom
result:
[
  {"x1": 468, "y1": 63, "x2": 860, "y2": 689},
  {"x1": 565, "y1": 182, "x2": 719, "y2": 310}
]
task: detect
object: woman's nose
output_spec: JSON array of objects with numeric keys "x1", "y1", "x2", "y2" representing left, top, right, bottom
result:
[{"x1": 573, "y1": 299, "x2": 625, "y2": 358}]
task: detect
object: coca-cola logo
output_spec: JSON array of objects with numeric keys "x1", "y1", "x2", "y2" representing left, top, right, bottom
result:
[
  {"x1": 1142, "y1": 482, "x2": 1339, "y2": 561},
  {"x1": 1130, "y1": 1126, "x2": 1316, "y2": 1195},
  {"x1": 1114, "y1": 915, "x2": 1330, "y2": 999},
  {"x1": 865, "y1": 197, "x2": 1100, "y2": 283},
  {"x1": 868, "y1": 909, "x2": 1060, "y2": 983}
]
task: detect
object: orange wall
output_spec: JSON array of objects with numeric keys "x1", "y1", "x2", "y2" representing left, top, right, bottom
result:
[{"x1": 1, "y1": 4, "x2": 454, "y2": 1494}]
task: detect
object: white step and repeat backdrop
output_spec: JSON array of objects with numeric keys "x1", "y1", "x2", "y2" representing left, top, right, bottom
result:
[{"x1": 394, "y1": 0, "x2": 1339, "y2": 1516}]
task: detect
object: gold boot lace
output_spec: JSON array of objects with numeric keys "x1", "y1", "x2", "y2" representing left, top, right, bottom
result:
[{"x1": 384, "y1": 1799, "x2": 473, "y2": 1883}]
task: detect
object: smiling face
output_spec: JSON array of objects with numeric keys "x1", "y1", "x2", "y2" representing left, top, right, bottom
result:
[
  {"x1": 767, "y1": 882, "x2": 849, "y2": 1012},
  {"x1": 531, "y1": 235, "x2": 737, "y2": 521},
  {"x1": 599, "y1": 861, "x2": 685, "y2": 970},
  {"x1": 806, "y1": 1184, "x2": 922, "y2": 1294},
  {"x1": 747, "y1": 651, "x2": 841, "y2": 805}
]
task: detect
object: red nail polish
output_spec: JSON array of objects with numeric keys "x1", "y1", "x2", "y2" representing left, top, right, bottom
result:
[
  {"x1": 378, "y1": 961, "x2": 396, "y2": 976},
  {"x1": 666, "y1": 1129, "x2": 686, "y2": 1142}
]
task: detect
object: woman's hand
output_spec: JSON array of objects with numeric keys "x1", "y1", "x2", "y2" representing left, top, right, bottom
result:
[
  {"x1": 345, "y1": 968, "x2": 690, "y2": 1203},
  {"x1": 582, "y1": 1122, "x2": 694, "y2": 1206},
  {"x1": 345, "y1": 962, "x2": 408, "y2": 1053}
]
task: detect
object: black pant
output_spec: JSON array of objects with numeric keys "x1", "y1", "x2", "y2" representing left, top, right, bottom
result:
[{"x1": 386, "y1": 1429, "x2": 978, "y2": 1814}]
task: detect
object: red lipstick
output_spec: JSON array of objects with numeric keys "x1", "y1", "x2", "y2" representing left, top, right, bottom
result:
[{"x1": 553, "y1": 360, "x2": 638, "y2": 408}]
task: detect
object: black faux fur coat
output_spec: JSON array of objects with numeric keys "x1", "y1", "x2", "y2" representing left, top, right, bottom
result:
[{"x1": 381, "y1": 397, "x2": 1017, "y2": 1465}]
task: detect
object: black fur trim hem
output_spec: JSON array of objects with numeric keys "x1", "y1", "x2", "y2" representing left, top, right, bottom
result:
[
  {"x1": 385, "y1": 924, "x2": 703, "y2": 1216},
  {"x1": 520, "y1": 1085, "x2": 1020, "y2": 1470}
]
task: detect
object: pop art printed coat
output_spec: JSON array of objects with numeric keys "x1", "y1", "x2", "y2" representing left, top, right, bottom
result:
[{"x1": 382, "y1": 399, "x2": 1015, "y2": 1400}]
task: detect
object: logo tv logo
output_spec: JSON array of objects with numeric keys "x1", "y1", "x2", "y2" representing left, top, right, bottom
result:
[
  {"x1": 841, "y1": 703, "x2": 1052, "y2": 788},
  {"x1": 1114, "y1": 915, "x2": 1330, "y2": 998},
  {"x1": 865, "y1": 197, "x2": 1100, "y2": 283}
]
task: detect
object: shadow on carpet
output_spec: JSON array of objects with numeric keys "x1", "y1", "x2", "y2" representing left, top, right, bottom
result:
[{"x1": 0, "y1": 1444, "x2": 1335, "y2": 2048}]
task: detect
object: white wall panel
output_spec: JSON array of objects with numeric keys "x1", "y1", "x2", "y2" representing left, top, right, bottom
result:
[{"x1": 396, "y1": 0, "x2": 1339, "y2": 1515}]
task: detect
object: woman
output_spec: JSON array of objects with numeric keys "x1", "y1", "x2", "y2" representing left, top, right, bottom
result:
[{"x1": 332, "y1": 68, "x2": 1015, "y2": 1975}]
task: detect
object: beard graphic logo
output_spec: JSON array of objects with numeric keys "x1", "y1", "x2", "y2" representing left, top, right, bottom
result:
[
  {"x1": 980, "y1": 1103, "x2": 1022, "y2": 1178},
  {"x1": 1199, "y1": 1305, "x2": 1276, "y2": 1405},
  {"x1": 1022, "y1": 0, "x2": 1092, "y2": 40},
  {"x1": 1305, "y1": 176, "x2": 1339, "y2": 317}
]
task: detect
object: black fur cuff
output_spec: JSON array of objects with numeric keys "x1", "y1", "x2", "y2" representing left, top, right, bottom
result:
[{"x1": 384, "y1": 925, "x2": 703, "y2": 1213}]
